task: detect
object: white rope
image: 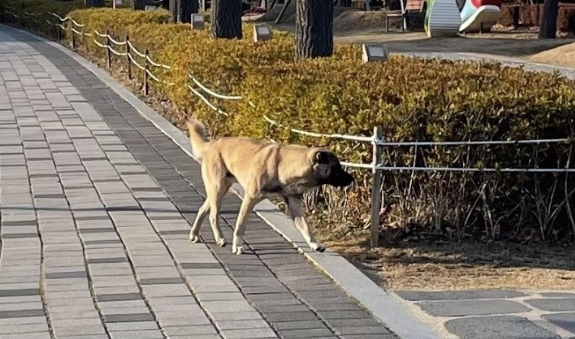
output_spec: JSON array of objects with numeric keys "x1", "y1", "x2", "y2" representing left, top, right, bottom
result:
[
  {"x1": 187, "y1": 85, "x2": 229, "y2": 116},
  {"x1": 374, "y1": 165, "x2": 575, "y2": 173},
  {"x1": 188, "y1": 74, "x2": 241, "y2": 100},
  {"x1": 93, "y1": 30, "x2": 107, "y2": 38},
  {"x1": 71, "y1": 28, "x2": 83, "y2": 36},
  {"x1": 71, "y1": 19, "x2": 84, "y2": 27},
  {"x1": 128, "y1": 54, "x2": 146, "y2": 70},
  {"x1": 50, "y1": 13, "x2": 68, "y2": 22},
  {"x1": 56, "y1": 24, "x2": 65, "y2": 30},
  {"x1": 108, "y1": 35, "x2": 127, "y2": 46},
  {"x1": 146, "y1": 69, "x2": 161, "y2": 82},
  {"x1": 376, "y1": 138, "x2": 575, "y2": 147},
  {"x1": 147, "y1": 57, "x2": 171, "y2": 70},
  {"x1": 262, "y1": 115, "x2": 374, "y2": 142},
  {"x1": 109, "y1": 46, "x2": 128, "y2": 57},
  {"x1": 84, "y1": 32, "x2": 92, "y2": 37},
  {"x1": 93, "y1": 39, "x2": 107, "y2": 48},
  {"x1": 127, "y1": 41, "x2": 146, "y2": 58}
]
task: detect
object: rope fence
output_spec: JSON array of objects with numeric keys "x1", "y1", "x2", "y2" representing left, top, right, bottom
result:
[{"x1": 6, "y1": 9, "x2": 575, "y2": 247}]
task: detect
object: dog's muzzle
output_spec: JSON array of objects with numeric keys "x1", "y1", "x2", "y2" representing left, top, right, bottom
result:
[{"x1": 322, "y1": 166, "x2": 354, "y2": 188}]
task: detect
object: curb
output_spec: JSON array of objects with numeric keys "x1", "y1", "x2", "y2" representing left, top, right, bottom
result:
[{"x1": 2, "y1": 24, "x2": 445, "y2": 339}]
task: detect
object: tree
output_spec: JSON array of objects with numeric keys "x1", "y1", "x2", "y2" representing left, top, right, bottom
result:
[
  {"x1": 181, "y1": 0, "x2": 199, "y2": 22},
  {"x1": 211, "y1": 0, "x2": 243, "y2": 39},
  {"x1": 132, "y1": 0, "x2": 146, "y2": 10},
  {"x1": 295, "y1": 0, "x2": 334, "y2": 60},
  {"x1": 539, "y1": 0, "x2": 560, "y2": 39}
]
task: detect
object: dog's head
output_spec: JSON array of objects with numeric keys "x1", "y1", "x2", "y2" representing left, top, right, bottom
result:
[{"x1": 311, "y1": 150, "x2": 354, "y2": 188}]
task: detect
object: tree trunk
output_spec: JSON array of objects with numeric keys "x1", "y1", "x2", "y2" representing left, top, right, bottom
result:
[
  {"x1": 211, "y1": 0, "x2": 243, "y2": 39},
  {"x1": 169, "y1": 0, "x2": 179, "y2": 21},
  {"x1": 180, "y1": 0, "x2": 199, "y2": 22},
  {"x1": 295, "y1": 0, "x2": 334, "y2": 60},
  {"x1": 539, "y1": 0, "x2": 559, "y2": 38},
  {"x1": 133, "y1": 0, "x2": 147, "y2": 10}
]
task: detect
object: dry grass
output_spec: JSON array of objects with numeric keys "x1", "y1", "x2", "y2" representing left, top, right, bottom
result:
[
  {"x1": 312, "y1": 222, "x2": 575, "y2": 291},
  {"x1": 529, "y1": 42, "x2": 575, "y2": 68}
]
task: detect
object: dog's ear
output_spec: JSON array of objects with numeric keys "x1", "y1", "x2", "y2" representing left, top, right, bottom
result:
[{"x1": 314, "y1": 151, "x2": 333, "y2": 164}]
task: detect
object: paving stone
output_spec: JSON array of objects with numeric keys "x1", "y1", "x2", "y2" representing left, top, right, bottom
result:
[
  {"x1": 395, "y1": 289, "x2": 526, "y2": 301},
  {"x1": 0, "y1": 322, "x2": 49, "y2": 334},
  {"x1": 163, "y1": 325, "x2": 219, "y2": 336},
  {"x1": 104, "y1": 313, "x2": 155, "y2": 323},
  {"x1": 0, "y1": 333, "x2": 52, "y2": 339},
  {"x1": 416, "y1": 299, "x2": 531, "y2": 317},
  {"x1": 280, "y1": 328, "x2": 333, "y2": 338},
  {"x1": 53, "y1": 325, "x2": 106, "y2": 337},
  {"x1": 95, "y1": 293, "x2": 142, "y2": 302},
  {"x1": 106, "y1": 321, "x2": 159, "y2": 331},
  {"x1": 540, "y1": 292, "x2": 575, "y2": 298},
  {"x1": 445, "y1": 315, "x2": 561, "y2": 339},
  {"x1": 543, "y1": 312, "x2": 575, "y2": 333},
  {"x1": 109, "y1": 330, "x2": 164, "y2": 339},
  {"x1": 526, "y1": 298, "x2": 575, "y2": 312},
  {"x1": 0, "y1": 309, "x2": 45, "y2": 318},
  {"x1": 0, "y1": 288, "x2": 40, "y2": 297}
]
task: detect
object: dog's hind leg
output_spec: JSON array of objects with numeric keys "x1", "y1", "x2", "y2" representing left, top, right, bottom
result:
[
  {"x1": 287, "y1": 196, "x2": 326, "y2": 252},
  {"x1": 189, "y1": 200, "x2": 209, "y2": 243},
  {"x1": 232, "y1": 195, "x2": 259, "y2": 255},
  {"x1": 206, "y1": 178, "x2": 231, "y2": 247}
]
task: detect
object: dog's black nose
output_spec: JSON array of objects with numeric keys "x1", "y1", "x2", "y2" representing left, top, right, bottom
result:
[{"x1": 326, "y1": 168, "x2": 354, "y2": 188}]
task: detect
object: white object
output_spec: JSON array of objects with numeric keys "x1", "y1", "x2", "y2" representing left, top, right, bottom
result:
[
  {"x1": 459, "y1": 5, "x2": 501, "y2": 33},
  {"x1": 190, "y1": 13, "x2": 204, "y2": 29},
  {"x1": 253, "y1": 24, "x2": 272, "y2": 43},
  {"x1": 425, "y1": 0, "x2": 461, "y2": 37},
  {"x1": 114, "y1": 0, "x2": 122, "y2": 4},
  {"x1": 144, "y1": 5, "x2": 157, "y2": 11},
  {"x1": 361, "y1": 44, "x2": 389, "y2": 63}
]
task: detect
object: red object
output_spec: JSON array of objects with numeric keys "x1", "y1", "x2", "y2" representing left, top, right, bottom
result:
[{"x1": 472, "y1": 0, "x2": 501, "y2": 8}]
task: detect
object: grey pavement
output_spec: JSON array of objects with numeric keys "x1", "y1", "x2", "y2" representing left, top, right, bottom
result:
[
  {"x1": 0, "y1": 25, "x2": 398, "y2": 339},
  {"x1": 397, "y1": 289, "x2": 575, "y2": 339}
]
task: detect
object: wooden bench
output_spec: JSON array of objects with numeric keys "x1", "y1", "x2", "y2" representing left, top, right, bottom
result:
[{"x1": 385, "y1": 0, "x2": 426, "y2": 32}]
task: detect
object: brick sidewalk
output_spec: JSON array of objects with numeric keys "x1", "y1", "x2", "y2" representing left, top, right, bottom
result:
[{"x1": 0, "y1": 26, "x2": 398, "y2": 339}]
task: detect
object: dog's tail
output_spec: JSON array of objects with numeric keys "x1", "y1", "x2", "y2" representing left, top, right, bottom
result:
[{"x1": 185, "y1": 116, "x2": 210, "y2": 161}]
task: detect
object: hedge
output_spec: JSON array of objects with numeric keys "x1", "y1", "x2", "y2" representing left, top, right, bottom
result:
[{"x1": 6, "y1": 5, "x2": 575, "y2": 244}]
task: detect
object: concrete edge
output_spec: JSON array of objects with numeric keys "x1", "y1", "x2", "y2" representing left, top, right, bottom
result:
[{"x1": 2, "y1": 24, "x2": 446, "y2": 339}]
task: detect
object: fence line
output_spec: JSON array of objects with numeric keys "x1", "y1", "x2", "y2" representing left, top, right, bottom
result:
[{"x1": 10, "y1": 10, "x2": 575, "y2": 247}]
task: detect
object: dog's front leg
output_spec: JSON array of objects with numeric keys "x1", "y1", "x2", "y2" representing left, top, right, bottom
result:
[
  {"x1": 232, "y1": 196, "x2": 259, "y2": 255},
  {"x1": 287, "y1": 196, "x2": 326, "y2": 253}
]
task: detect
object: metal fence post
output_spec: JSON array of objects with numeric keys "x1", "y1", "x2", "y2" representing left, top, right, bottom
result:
[
  {"x1": 71, "y1": 25, "x2": 76, "y2": 49},
  {"x1": 143, "y1": 49, "x2": 149, "y2": 96},
  {"x1": 126, "y1": 35, "x2": 132, "y2": 80},
  {"x1": 370, "y1": 126, "x2": 383, "y2": 248},
  {"x1": 106, "y1": 29, "x2": 112, "y2": 69},
  {"x1": 57, "y1": 22, "x2": 62, "y2": 43}
]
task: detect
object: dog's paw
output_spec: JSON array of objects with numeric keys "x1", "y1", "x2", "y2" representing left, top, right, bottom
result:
[
  {"x1": 233, "y1": 246, "x2": 244, "y2": 255},
  {"x1": 216, "y1": 237, "x2": 227, "y2": 247},
  {"x1": 189, "y1": 234, "x2": 201, "y2": 243},
  {"x1": 310, "y1": 242, "x2": 326, "y2": 253}
]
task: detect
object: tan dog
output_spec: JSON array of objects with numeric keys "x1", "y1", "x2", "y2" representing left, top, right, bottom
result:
[{"x1": 185, "y1": 116, "x2": 354, "y2": 255}]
